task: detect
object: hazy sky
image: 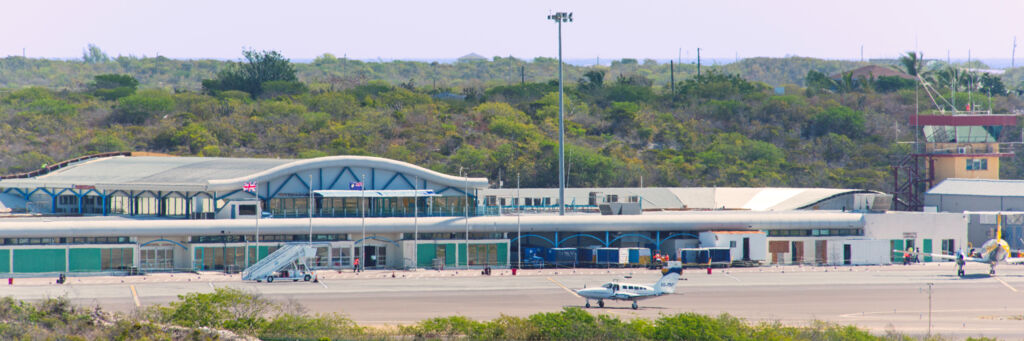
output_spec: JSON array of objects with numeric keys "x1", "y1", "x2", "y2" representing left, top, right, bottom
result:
[{"x1": 4, "y1": 0, "x2": 1023, "y2": 61}]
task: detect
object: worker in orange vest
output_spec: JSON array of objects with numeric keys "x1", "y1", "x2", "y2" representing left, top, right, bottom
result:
[{"x1": 354, "y1": 257, "x2": 360, "y2": 272}]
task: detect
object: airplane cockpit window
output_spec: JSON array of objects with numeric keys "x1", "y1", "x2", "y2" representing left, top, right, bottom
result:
[{"x1": 602, "y1": 283, "x2": 613, "y2": 289}]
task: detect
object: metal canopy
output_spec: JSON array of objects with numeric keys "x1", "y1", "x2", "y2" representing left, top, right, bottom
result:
[{"x1": 314, "y1": 189, "x2": 439, "y2": 198}]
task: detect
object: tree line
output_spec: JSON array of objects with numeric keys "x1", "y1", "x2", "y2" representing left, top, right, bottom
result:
[{"x1": 2, "y1": 48, "x2": 1024, "y2": 191}]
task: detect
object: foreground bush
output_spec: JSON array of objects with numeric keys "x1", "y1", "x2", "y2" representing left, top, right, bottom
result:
[
  {"x1": 0, "y1": 292, "x2": 976, "y2": 340},
  {"x1": 144, "y1": 287, "x2": 365, "y2": 340},
  {"x1": 397, "y1": 307, "x2": 908, "y2": 341}
]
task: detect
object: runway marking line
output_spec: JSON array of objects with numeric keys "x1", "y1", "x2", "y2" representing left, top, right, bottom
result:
[
  {"x1": 840, "y1": 308, "x2": 1007, "y2": 318},
  {"x1": 994, "y1": 277, "x2": 1018, "y2": 292},
  {"x1": 129, "y1": 285, "x2": 141, "y2": 307},
  {"x1": 547, "y1": 277, "x2": 581, "y2": 298},
  {"x1": 209, "y1": 282, "x2": 215, "y2": 289},
  {"x1": 319, "y1": 280, "x2": 328, "y2": 289}
]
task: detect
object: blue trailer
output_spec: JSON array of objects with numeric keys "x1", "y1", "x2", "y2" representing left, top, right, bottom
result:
[
  {"x1": 679, "y1": 247, "x2": 732, "y2": 267},
  {"x1": 521, "y1": 247, "x2": 547, "y2": 268},
  {"x1": 576, "y1": 248, "x2": 597, "y2": 267},
  {"x1": 625, "y1": 247, "x2": 652, "y2": 266},
  {"x1": 547, "y1": 248, "x2": 578, "y2": 267},
  {"x1": 596, "y1": 248, "x2": 628, "y2": 267}
]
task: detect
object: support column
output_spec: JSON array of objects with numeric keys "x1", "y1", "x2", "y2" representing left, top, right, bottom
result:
[
  {"x1": 48, "y1": 189, "x2": 57, "y2": 214},
  {"x1": 75, "y1": 190, "x2": 84, "y2": 214}
]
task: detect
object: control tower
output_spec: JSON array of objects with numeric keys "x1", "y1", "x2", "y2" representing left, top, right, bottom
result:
[{"x1": 893, "y1": 113, "x2": 1018, "y2": 211}]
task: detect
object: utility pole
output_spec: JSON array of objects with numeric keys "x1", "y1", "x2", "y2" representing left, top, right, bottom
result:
[
  {"x1": 950, "y1": 50, "x2": 956, "y2": 111},
  {"x1": 697, "y1": 48, "x2": 701, "y2": 78},
  {"x1": 860, "y1": 45, "x2": 864, "y2": 62},
  {"x1": 547, "y1": 11, "x2": 572, "y2": 216},
  {"x1": 927, "y1": 282, "x2": 934, "y2": 338},
  {"x1": 1007, "y1": 36, "x2": 1015, "y2": 68},
  {"x1": 670, "y1": 60, "x2": 675, "y2": 95}
]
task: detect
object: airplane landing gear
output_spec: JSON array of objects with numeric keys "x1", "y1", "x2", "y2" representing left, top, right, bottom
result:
[
  {"x1": 598, "y1": 300, "x2": 605, "y2": 308},
  {"x1": 632, "y1": 302, "x2": 638, "y2": 310},
  {"x1": 957, "y1": 267, "x2": 965, "y2": 277},
  {"x1": 585, "y1": 301, "x2": 591, "y2": 308}
]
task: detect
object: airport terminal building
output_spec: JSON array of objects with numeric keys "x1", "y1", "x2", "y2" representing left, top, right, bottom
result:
[{"x1": 0, "y1": 153, "x2": 967, "y2": 275}]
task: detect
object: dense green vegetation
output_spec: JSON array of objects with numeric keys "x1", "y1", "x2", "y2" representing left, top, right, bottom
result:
[
  {"x1": 2, "y1": 48, "x2": 1023, "y2": 190},
  {"x1": 0, "y1": 288, "x2": 992, "y2": 340}
]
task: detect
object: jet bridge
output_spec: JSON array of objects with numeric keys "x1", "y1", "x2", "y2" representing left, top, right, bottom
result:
[{"x1": 242, "y1": 243, "x2": 316, "y2": 282}]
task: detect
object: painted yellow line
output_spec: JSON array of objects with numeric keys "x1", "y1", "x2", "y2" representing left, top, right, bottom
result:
[
  {"x1": 994, "y1": 277, "x2": 1018, "y2": 292},
  {"x1": 547, "y1": 277, "x2": 582, "y2": 298},
  {"x1": 129, "y1": 285, "x2": 141, "y2": 307}
]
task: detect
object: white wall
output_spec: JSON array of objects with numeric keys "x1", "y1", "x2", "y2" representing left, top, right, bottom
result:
[
  {"x1": 825, "y1": 239, "x2": 891, "y2": 265},
  {"x1": 698, "y1": 231, "x2": 767, "y2": 262},
  {"x1": 864, "y1": 212, "x2": 967, "y2": 256}
]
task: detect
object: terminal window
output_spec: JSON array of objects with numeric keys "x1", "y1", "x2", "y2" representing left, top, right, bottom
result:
[
  {"x1": 966, "y1": 158, "x2": 988, "y2": 171},
  {"x1": 238, "y1": 205, "x2": 257, "y2": 216}
]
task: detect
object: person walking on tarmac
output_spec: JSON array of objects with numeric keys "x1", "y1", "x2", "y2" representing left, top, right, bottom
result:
[{"x1": 354, "y1": 257, "x2": 360, "y2": 273}]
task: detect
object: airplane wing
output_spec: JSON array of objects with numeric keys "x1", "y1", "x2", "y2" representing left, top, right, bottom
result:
[
  {"x1": 891, "y1": 250, "x2": 984, "y2": 263},
  {"x1": 1004, "y1": 257, "x2": 1024, "y2": 264}
]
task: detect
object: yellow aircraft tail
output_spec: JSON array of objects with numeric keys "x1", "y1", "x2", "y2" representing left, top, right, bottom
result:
[{"x1": 997, "y1": 213, "x2": 1003, "y2": 241}]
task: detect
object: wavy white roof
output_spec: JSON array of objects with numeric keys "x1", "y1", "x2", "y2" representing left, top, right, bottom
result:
[
  {"x1": 0, "y1": 155, "x2": 489, "y2": 192},
  {"x1": 480, "y1": 187, "x2": 876, "y2": 211}
]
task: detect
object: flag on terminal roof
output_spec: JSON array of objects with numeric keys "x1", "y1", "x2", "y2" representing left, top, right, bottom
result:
[
  {"x1": 243, "y1": 182, "x2": 257, "y2": 192},
  {"x1": 349, "y1": 181, "x2": 363, "y2": 190}
]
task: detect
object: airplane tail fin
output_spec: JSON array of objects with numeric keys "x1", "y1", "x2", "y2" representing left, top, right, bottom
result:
[
  {"x1": 655, "y1": 264, "x2": 683, "y2": 294},
  {"x1": 997, "y1": 213, "x2": 1003, "y2": 241}
]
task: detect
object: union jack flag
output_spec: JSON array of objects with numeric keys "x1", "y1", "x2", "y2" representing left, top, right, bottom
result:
[
  {"x1": 243, "y1": 182, "x2": 257, "y2": 192},
  {"x1": 349, "y1": 181, "x2": 363, "y2": 190}
]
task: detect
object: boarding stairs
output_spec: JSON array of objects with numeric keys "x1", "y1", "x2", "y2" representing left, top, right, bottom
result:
[{"x1": 241, "y1": 243, "x2": 316, "y2": 281}]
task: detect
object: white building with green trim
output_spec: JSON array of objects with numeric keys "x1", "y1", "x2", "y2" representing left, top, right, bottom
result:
[{"x1": 0, "y1": 153, "x2": 967, "y2": 274}]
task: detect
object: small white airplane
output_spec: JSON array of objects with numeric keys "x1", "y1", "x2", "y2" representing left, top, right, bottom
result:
[
  {"x1": 575, "y1": 263, "x2": 682, "y2": 310},
  {"x1": 902, "y1": 213, "x2": 1024, "y2": 276}
]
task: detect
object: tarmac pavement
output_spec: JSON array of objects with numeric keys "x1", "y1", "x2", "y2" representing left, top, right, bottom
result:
[{"x1": 4, "y1": 263, "x2": 1024, "y2": 339}]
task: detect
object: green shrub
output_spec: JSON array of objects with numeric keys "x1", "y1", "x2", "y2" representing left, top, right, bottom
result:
[
  {"x1": 152, "y1": 287, "x2": 275, "y2": 335},
  {"x1": 260, "y1": 313, "x2": 364, "y2": 340}
]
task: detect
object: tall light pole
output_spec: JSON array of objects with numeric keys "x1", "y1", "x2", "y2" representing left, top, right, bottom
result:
[
  {"x1": 414, "y1": 176, "x2": 419, "y2": 248},
  {"x1": 254, "y1": 180, "x2": 260, "y2": 265},
  {"x1": 547, "y1": 11, "x2": 572, "y2": 216},
  {"x1": 462, "y1": 167, "x2": 470, "y2": 269},
  {"x1": 360, "y1": 173, "x2": 366, "y2": 272},
  {"x1": 516, "y1": 172, "x2": 521, "y2": 268},
  {"x1": 308, "y1": 175, "x2": 313, "y2": 246}
]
